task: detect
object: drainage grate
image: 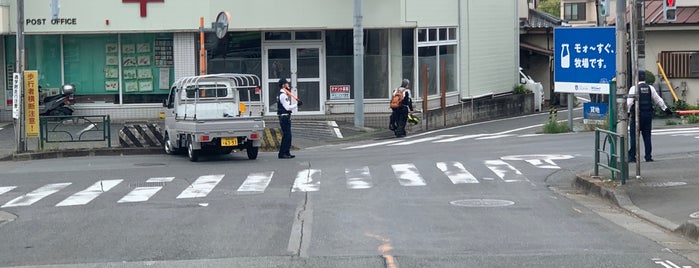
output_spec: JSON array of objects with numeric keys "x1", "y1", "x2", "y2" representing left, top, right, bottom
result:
[
  {"x1": 128, "y1": 182, "x2": 168, "y2": 188},
  {"x1": 134, "y1": 163, "x2": 167, "y2": 167},
  {"x1": 450, "y1": 199, "x2": 515, "y2": 208}
]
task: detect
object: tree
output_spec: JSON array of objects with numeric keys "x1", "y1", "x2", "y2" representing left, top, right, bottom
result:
[{"x1": 538, "y1": 0, "x2": 561, "y2": 18}]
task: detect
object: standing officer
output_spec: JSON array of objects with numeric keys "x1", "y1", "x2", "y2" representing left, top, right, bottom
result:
[
  {"x1": 277, "y1": 78, "x2": 302, "y2": 159},
  {"x1": 627, "y1": 71, "x2": 672, "y2": 162}
]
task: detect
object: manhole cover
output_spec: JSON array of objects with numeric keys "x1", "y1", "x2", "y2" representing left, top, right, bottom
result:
[
  {"x1": 134, "y1": 163, "x2": 166, "y2": 167},
  {"x1": 450, "y1": 199, "x2": 515, "y2": 207},
  {"x1": 640, "y1": 182, "x2": 687, "y2": 187},
  {"x1": 690, "y1": 211, "x2": 699, "y2": 219}
]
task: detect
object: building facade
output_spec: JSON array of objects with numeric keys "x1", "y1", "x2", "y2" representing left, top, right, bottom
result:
[{"x1": 0, "y1": 0, "x2": 520, "y2": 123}]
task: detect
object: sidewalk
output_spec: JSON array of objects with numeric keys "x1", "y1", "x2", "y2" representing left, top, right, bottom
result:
[{"x1": 575, "y1": 118, "x2": 699, "y2": 243}]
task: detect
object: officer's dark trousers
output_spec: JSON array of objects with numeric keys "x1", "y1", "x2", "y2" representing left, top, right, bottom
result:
[
  {"x1": 278, "y1": 115, "x2": 292, "y2": 157},
  {"x1": 628, "y1": 112, "x2": 653, "y2": 161}
]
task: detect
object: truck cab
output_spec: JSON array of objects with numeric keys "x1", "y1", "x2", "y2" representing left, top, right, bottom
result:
[{"x1": 162, "y1": 74, "x2": 265, "y2": 161}]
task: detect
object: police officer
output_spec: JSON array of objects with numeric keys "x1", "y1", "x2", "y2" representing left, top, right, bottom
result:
[
  {"x1": 627, "y1": 71, "x2": 672, "y2": 162},
  {"x1": 277, "y1": 78, "x2": 302, "y2": 159}
]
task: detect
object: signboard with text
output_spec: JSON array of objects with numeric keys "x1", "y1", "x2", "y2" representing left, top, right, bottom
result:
[
  {"x1": 329, "y1": 85, "x2": 350, "y2": 100},
  {"x1": 24, "y1": 71, "x2": 40, "y2": 137},
  {"x1": 12, "y1": 73, "x2": 21, "y2": 119},
  {"x1": 554, "y1": 27, "x2": 616, "y2": 94},
  {"x1": 583, "y1": 102, "x2": 609, "y2": 124}
]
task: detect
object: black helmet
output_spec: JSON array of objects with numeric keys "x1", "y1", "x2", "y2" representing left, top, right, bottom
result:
[{"x1": 278, "y1": 78, "x2": 289, "y2": 88}]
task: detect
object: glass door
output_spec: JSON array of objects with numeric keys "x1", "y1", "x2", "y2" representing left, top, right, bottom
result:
[{"x1": 264, "y1": 45, "x2": 323, "y2": 115}]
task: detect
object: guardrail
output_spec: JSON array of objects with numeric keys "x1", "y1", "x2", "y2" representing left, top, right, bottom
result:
[
  {"x1": 39, "y1": 115, "x2": 111, "y2": 150},
  {"x1": 594, "y1": 128, "x2": 628, "y2": 184}
]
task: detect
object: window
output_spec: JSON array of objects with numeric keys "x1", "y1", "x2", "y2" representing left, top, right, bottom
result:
[
  {"x1": 658, "y1": 51, "x2": 699, "y2": 78},
  {"x1": 207, "y1": 32, "x2": 262, "y2": 101},
  {"x1": 564, "y1": 3, "x2": 586, "y2": 21},
  {"x1": 416, "y1": 27, "x2": 458, "y2": 98},
  {"x1": 325, "y1": 29, "x2": 389, "y2": 100}
]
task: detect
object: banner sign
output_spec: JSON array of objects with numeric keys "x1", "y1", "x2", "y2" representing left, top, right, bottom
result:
[
  {"x1": 329, "y1": 85, "x2": 350, "y2": 100},
  {"x1": 12, "y1": 73, "x2": 21, "y2": 119},
  {"x1": 24, "y1": 71, "x2": 40, "y2": 137}
]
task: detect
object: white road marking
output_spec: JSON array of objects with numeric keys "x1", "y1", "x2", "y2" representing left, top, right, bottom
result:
[
  {"x1": 344, "y1": 140, "x2": 402, "y2": 150},
  {"x1": 500, "y1": 154, "x2": 574, "y2": 169},
  {"x1": 1, "y1": 183, "x2": 72, "y2": 208},
  {"x1": 690, "y1": 211, "x2": 699, "y2": 219},
  {"x1": 433, "y1": 134, "x2": 488, "y2": 143},
  {"x1": 390, "y1": 135, "x2": 456, "y2": 146},
  {"x1": 652, "y1": 127, "x2": 699, "y2": 133},
  {"x1": 485, "y1": 160, "x2": 528, "y2": 182},
  {"x1": 518, "y1": 134, "x2": 544, "y2": 138},
  {"x1": 117, "y1": 177, "x2": 174, "y2": 203},
  {"x1": 345, "y1": 167, "x2": 373, "y2": 189},
  {"x1": 78, "y1": 123, "x2": 96, "y2": 136},
  {"x1": 652, "y1": 258, "x2": 686, "y2": 268},
  {"x1": 328, "y1": 121, "x2": 344, "y2": 138},
  {"x1": 476, "y1": 134, "x2": 514, "y2": 140},
  {"x1": 436, "y1": 162, "x2": 479, "y2": 184},
  {"x1": 177, "y1": 174, "x2": 225, "y2": 199},
  {"x1": 237, "y1": 172, "x2": 274, "y2": 194},
  {"x1": 392, "y1": 164, "x2": 426, "y2": 186},
  {"x1": 292, "y1": 169, "x2": 321, "y2": 192},
  {"x1": 56, "y1": 180, "x2": 123, "y2": 207},
  {"x1": 0, "y1": 186, "x2": 17, "y2": 196}
]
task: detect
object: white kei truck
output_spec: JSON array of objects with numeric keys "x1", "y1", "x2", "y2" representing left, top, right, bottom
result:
[{"x1": 162, "y1": 74, "x2": 265, "y2": 162}]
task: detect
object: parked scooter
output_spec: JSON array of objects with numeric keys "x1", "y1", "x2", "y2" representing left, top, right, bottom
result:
[{"x1": 40, "y1": 84, "x2": 75, "y2": 116}]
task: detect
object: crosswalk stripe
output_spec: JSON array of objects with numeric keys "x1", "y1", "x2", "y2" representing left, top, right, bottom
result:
[
  {"x1": 1, "y1": 183, "x2": 72, "y2": 208},
  {"x1": 177, "y1": 175, "x2": 225, "y2": 199},
  {"x1": 345, "y1": 167, "x2": 373, "y2": 189},
  {"x1": 485, "y1": 160, "x2": 528, "y2": 182},
  {"x1": 237, "y1": 172, "x2": 274, "y2": 194},
  {"x1": 0, "y1": 186, "x2": 17, "y2": 196},
  {"x1": 292, "y1": 169, "x2": 321, "y2": 192},
  {"x1": 118, "y1": 177, "x2": 174, "y2": 203},
  {"x1": 392, "y1": 164, "x2": 426, "y2": 186},
  {"x1": 436, "y1": 162, "x2": 479, "y2": 184},
  {"x1": 652, "y1": 127, "x2": 699, "y2": 133},
  {"x1": 390, "y1": 135, "x2": 456, "y2": 146},
  {"x1": 56, "y1": 180, "x2": 123, "y2": 207}
]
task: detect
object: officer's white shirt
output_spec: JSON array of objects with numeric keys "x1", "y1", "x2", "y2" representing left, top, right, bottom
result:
[
  {"x1": 279, "y1": 89, "x2": 298, "y2": 112},
  {"x1": 626, "y1": 82, "x2": 667, "y2": 113}
]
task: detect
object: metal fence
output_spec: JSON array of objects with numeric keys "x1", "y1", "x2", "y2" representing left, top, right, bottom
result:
[
  {"x1": 594, "y1": 128, "x2": 628, "y2": 184},
  {"x1": 39, "y1": 115, "x2": 111, "y2": 150}
]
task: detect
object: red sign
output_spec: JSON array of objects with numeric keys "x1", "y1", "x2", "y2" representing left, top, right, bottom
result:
[{"x1": 123, "y1": 0, "x2": 164, "y2": 17}]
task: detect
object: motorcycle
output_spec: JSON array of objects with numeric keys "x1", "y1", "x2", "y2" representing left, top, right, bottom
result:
[{"x1": 40, "y1": 84, "x2": 75, "y2": 117}]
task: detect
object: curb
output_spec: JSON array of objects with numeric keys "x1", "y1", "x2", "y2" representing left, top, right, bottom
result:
[
  {"x1": 0, "y1": 147, "x2": 164, "y2": 161},
  {"x1": 574, "y1": 174, "x2": 699, "y2": 242}
]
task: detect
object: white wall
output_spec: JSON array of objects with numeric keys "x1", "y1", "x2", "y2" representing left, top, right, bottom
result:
[
  {"x1": 12, "y1": 0, "x2": 458, "y2": 34},
  {"x1": 646, "y1": 29, "x2": 699, "y2": 104},
  {"x1": 461, "y1": 1, "x2": 518, "y2": 99}
]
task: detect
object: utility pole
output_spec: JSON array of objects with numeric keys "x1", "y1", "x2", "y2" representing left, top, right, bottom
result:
[
  {"x1": 615, "y1": 0, "x2": 627, "y2": 174},
  {"x1": 15, "y1": 0, "x2": 26, "y2": 153},
  {"x1": 631, "y1": 0, "x2": 645, "y2": 179},
  {"x1": 353, "y1": 0, "x2": 364, "y2": 128}
]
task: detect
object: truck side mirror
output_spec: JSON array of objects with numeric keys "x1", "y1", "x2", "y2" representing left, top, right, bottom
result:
[{"x1": 520, "y1": 77, "x2": 526, "y2": 84}]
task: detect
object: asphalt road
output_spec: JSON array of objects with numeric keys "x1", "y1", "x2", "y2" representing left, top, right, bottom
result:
[{"x1": 0, "y1": 111, "x2": 697, "y2": 268}]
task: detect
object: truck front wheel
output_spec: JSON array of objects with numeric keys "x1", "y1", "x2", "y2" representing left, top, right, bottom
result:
[
  {"x1": 187, "y1": 140, "x2": 200, "y2": 162},
  {"x1": 246, "y1": 142, "x2": 258, "y2": 160}
]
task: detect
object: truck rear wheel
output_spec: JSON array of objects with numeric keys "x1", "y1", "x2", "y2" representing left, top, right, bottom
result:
[
  {"x1": 246, "y1": 142, "x2": 258, "y2": 160},
  {"x1": 187, "y1": 140, "x2": 200, "y2": 162}
]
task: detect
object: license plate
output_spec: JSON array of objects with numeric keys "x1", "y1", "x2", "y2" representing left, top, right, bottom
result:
[{"x1": 221, "y1": 137, "x2": 238, "y2": 146}]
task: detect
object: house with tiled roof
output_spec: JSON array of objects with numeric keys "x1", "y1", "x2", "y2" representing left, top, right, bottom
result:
[{"x1": 519, "y1": 0, "x2": 569, "y2": 105}]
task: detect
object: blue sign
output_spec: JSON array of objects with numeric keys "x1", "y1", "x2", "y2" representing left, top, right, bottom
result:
[
  {"x1": 554, "y1": 27, "x2": 616, "y2": 94},
  {"x1": 583, "y1": 102, "x2": 609, "y2": 123}
]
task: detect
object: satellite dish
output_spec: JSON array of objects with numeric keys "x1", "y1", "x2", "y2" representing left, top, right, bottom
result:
[{"x1": 215, "y1": 11, "x2": 231, "y2": 39}]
